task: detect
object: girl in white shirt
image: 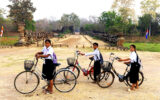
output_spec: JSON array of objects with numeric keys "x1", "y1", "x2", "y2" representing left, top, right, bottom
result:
[
  {"x1": 35, "y1": 39, "x2": 55, "y2": 94},
  {"x1": 119, "y1": 45, "x2": 140, "y2": 91}
]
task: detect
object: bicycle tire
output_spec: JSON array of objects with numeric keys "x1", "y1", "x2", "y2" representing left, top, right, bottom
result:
[
  {"x1": 14, "y1": 71, "x2": 40, "y2": 94},
  {"x1": 89, "y1": 67, "x2": 94, "y2": 80},
  {"x1": 53, "y1": 69, "x2": 77, "y2": 93},
  {"x1": 97, "y1": 71, "x2": 115, "y2": 88},
  {"x1": 66, "y1": 66, "x2": 80, "y2": 79},
  {"x1": 89, "y1": 68, "x2": 105, "y2": 81},
  {"x1": 126, "y1": 71, "x2": 144, "y2": 87}
]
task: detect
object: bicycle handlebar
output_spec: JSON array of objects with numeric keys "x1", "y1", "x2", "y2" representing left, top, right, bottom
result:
[{"x1": 109, "y1": 53, "x2": 120, "y2": 61}]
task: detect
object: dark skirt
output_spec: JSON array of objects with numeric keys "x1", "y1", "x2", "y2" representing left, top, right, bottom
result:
[
  {"x1": 129, "y1": 62, "x2": 140, "y2": 84},
  {"x1": 42, "y1": 59, "x2": 56, "y2": 80},
  {"x1": 94, "y1": 60, "x2": 101, "y2": 81}
]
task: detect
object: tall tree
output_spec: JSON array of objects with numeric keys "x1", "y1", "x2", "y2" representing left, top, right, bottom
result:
[
  {"x1": 112, "y1": 0, "x2": 135, "y2": 23},
  {"x1": 8, "y1": 0, "x2": 36, "y2": 25},
  {"x1": 141, "y1": 0, "x2": 160, "y2": 18},
  {"x1": 138, "y1": 14, "x2": 152, "y2": 35},
  {"x1": 99, "y1": 11, "x2": 123, "y2": 34},
  {"x1": 60, "y1": 13, "x2": 80, "y2": 33},
  {"x1": 8, "y1": 0, "x2": 36, "y2": 44}
]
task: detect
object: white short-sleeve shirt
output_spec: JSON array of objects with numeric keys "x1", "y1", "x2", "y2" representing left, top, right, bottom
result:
[
  {"x1": 130, "y1": 51, "x2": 137, "y2": 63},
  {"x1": 42, "y1": 46, "x2": 54, "y2": 60}
]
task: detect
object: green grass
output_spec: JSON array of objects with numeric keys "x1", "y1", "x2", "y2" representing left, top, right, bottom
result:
[
  {"x1": 124, "y1": 42, "x2": 160, "y2": 52},
  {"x1": 0, "y1": 36, "x2": 18, "y2": 45}
]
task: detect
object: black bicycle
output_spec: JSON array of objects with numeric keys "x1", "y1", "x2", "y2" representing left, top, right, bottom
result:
[
  {"x1": 14, "y1": 57, "x2": 77, "y2": 94},
  {"x1": 97, "y1": 53, "x2": 144, "y2": 88}
]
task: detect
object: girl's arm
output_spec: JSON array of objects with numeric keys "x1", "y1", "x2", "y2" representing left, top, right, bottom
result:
[
  {"x1": 35, "y1": 52, "x2": 43, "y2": 56},
  {"x1": 37, "y1": 54, "x2": 50, "y2": 58},
  {"x1": 119, "y1": 58, "x2": 130, "y2": 62}
]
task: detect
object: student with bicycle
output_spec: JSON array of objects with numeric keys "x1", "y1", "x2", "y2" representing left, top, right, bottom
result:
[
  {"x1": 80, "y1": 42, "x2": 103, "y2": 83},
  {"x1": 118, "y1": 45, "x2": 141, "y2": 91},
  {"x1": 35, "y1": 39, "x2": 55, "y2": 94}
]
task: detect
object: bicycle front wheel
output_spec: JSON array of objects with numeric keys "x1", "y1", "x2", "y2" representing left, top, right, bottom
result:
[
  {"x1": 97, "y1": 71, "x2": 115, "y2": 88},
  {"x1": 66, "y1": 66, "x2": 80, "y2": 79},
  {"x1": 53, "y1": 69, "x2": 77, "y2": 93},
  {"x1": 14, "y1": 71, "x2": 40, "y2": 94}
]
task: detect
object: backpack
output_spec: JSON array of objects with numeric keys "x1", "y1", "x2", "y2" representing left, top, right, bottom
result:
[
  {"x1": 52, "y1": 52, "x2": 58, "y2": 64},
  {"x1": 100, "y1": 53, "x2": 104, "y2": 65},
  {"x1": 96, "y1": 52, "x2": 104, "y2": 65},
  {"x1": 136, "y1": 53, "x2": 142, "y2": 67}
]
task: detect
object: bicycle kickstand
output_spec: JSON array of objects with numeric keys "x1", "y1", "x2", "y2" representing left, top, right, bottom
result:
[{"x1": 42, "y1": 85, "x2": 48, "y2": 90}]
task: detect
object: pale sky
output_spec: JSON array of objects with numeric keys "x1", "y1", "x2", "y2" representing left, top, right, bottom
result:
[{"x1": 0, "y1": 0, "x2": 142, "y2": 20}]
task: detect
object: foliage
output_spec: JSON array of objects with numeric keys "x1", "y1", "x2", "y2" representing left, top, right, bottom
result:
[
  {"x1": 60, "y1": 13, "x2": 80, "y2": 32},
  {"x1": 141, "y1": 0, "x2": 160, "y2": 18},
  {"x1": 8, "y1": 0, "x2": 36, "y2": 24},
  {"x1": 99, "y1": 11, "x2": 123, "y2": 34},
  {"x1": 25, "y1": 20, "x2": 36, "y2": 32},
  {"x1": 112, "y1": 0, "x2": 135, "y2": 23},
  {"x1": 138, "y1": 14, "x2": 160, "y2": 36},
  {"x1": 0, "y1": 36, "x2": 18, "y2": 45}
]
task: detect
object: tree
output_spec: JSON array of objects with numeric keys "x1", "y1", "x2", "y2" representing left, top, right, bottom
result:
[
  {"x1": 99, "y1": 11, "x2": 123, "y2": 34},
  {"x1": 0, "y1": 8, "x2": 5, "y2": 17},
  {"x1": 36, "y1": 19, "x2": 61, "y2": 32},
  {"x1": 141, "y1": 0, "x2": 160, "y2": 18},
  {"x1": 8, "y1": 0, "x2": 36, "y2": 25},
  {"x1": 8, "y1": 0, "x2": 36, "y2": 44},
  {"x1": 60, "y1": 13, "x2": 80, "y2": 33},
  {"x1": 112, "y1": 0, "x2": 135, "y2": 23},
  {"x1": 138, "y1": 14, "x2": 152, "y2": 35},
  {"x1": 25, "y1": 20, "x2": 35, "y2": 32}
]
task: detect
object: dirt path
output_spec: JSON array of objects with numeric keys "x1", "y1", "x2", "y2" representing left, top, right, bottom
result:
[
  {"x1": 32, "y1": 34, "x2": 108, "y2": 47},
  {"x1": 0, "y1": 46, "x2": 160, "y2": 100}
]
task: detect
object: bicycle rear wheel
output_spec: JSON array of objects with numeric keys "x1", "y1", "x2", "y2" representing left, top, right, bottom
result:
[
  {"x1": 97, "y1": 71, "x2": 115, "y2": 88},
  {"x1": 126, "y1": 71, "x2": 144, "y2": 87},
  {"x1": 14, "y1": 71, "x2": 40, "y2": 94},
  {"x1": 66, "y1": 66, "x2": 80, "y2": 79},
  {"x1": 89, "y1": 67, "x2": 105, "y2": 81},
  {"x1": 53, "y1": 69, "x2": 77, "y2": 93}
]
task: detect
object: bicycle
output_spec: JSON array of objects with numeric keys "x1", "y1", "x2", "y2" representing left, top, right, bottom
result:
[
  {"x1": 66, "y1": 51, "x2": 105, "y2": 81},
  {"x1": 97, "y1": 53, "x2": 144, "y2": 88},
  {"x1": 14, "y1": 57, "x2": 77, "y2": 94}
]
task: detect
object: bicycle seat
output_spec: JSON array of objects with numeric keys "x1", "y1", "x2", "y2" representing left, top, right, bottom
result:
[
  {"x1": 89, "y1": 57, "x2": 94, "y2": 61},
  {"x1": 54, "y1": 63, "x2": 61, "y2": 67},
  {"x1": 125, "y1": 63, "x2": 130, "y2": 66}
]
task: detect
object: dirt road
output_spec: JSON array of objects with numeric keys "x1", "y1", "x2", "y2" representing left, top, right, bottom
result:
[{"x1": 0, "y1": 35, "x2": 160, "y2": 100}]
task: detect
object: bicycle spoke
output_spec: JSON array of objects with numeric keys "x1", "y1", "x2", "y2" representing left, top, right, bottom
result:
[
  {"x1": 14, "y1": 71, "x2": 39, "y2": 94},
  {"x1": 54, "y1": 70, "x2": 76, "y2": 92}
]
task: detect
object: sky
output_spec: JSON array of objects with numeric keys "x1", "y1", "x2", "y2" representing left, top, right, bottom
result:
[{"x1": 0, "y1": 0, "x2": 142, "y2": 21}]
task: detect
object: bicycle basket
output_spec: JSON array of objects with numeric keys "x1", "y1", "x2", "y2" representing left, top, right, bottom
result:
[
  {"x1": 102, "y1": 61, "x2": 112, "y2": 72},
  {"x1": 24, "y1": 60, "x2": 34, "y2": 71},
  {"x1": 67, "y1": 57, "x2": 75, "y2": 66}
]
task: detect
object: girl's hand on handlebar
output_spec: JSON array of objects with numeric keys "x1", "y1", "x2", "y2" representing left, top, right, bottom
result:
[
  {"x1": 36, "y1": 54, "x2": 40, "y2": 59},
  {"x1": 77, "y1": 51, "x2": 85, "y2": 56},
  {"x1": 118, "y1": 59, "x2": 123, "y2": 62},
  {"x1": 124, "y1": 62, "x2": 130, "y2": 64},
  {"x1": 80, "y1": 53, "x2": 85, "y2": 56}
]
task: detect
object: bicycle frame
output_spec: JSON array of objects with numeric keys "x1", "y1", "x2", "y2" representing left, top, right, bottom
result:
[
  {"x1": 109, "y1": 53, "x2": 130, "y2": 82},
  {"x1": 31, "y1": 58, "x2": 48, "y2": 83},
  {"x1": 74, "y1": 51, "x2": 94, "y2": 75}
]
